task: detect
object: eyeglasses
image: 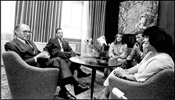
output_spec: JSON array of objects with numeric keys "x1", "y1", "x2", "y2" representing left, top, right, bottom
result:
[
  {"x1": 18, "y1": 30, "x2": 32, "y2": 34},
  {"x1": 56, "y1": 31, "x2": 63, "y2": 33},
  {"x1": 23, "y1": 30, "x2": 32, "y2": 34}
]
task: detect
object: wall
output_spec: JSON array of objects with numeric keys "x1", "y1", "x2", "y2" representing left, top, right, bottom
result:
[
  {"x1": 158, "y1": 1, "x2": 174, "y2": 44},
  {"x1": 1, "y1": 1, "x2": 16, "y2": 65},
  {"x1": 1, "y1": 1, "x2": 16, "y2": 40},
  {"x1": 105, "y1": 1, "x2": 120, "y2": 44},
  {"x1": 158, "y1": 1, "x2": 175, "y2": 60}
]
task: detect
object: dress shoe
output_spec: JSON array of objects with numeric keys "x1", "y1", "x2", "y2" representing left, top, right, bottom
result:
[
  {"x1": 58, "y1": 89, "x2": 76, "y2": 99},
  {"x1": 77, "y1": 72, "x2": 91, "y2": 78},
  {"x1": 74, "y1": 83, "x2": 89, "y2": 95}
]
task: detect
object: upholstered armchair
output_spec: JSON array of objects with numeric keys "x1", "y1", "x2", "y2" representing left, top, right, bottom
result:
[
  {"x1": 2, "y1": 51, "x2": 60, "y2": 99},
  {"x1": 109, "y1": 69, "x2": 174, "y2": 99}
]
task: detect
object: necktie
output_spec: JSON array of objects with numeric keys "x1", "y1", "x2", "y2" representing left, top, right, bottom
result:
[
  {"x1": 25, "y1": 40, "x2": 35, "y2": 54},
  {"x1": 58, "y1": 39, "x2": 64, "y2": 52},
  {"x1": 25, "y1": 40, "x2": 31, "y2": 47}
]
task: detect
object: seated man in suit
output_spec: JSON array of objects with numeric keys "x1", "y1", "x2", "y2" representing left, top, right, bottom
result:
[
  {"x1": 43, "y1": 28, "x2": 91, "y2": 78},
  {"x1": 5, "y1": 24, "x2": 89, "y2": 99}
]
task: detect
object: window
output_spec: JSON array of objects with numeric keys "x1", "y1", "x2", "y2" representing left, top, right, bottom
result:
[{"x1": 61, "y1": 1, "x2": 84, "y2": 39}]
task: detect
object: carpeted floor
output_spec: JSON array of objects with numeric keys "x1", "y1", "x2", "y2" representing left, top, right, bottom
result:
[{"x1": 1, "y1": 66, "x2": 106, "y2": 99}]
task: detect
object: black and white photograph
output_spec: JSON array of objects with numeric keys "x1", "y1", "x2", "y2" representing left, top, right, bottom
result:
[{"x1": 1, "y1": 1, "x2": 174, "y2": 99}]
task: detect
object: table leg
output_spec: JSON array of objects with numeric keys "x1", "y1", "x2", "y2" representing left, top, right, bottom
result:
[{"x1": 90, "y1": 68, "x2": 96, "y2": 99}]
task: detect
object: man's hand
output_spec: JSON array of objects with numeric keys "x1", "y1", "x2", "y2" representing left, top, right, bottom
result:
[
  {"x1": 35, "y1": 51, "x2": 50, "y2": 59},
  {"x1": 42, "y1": 51, "x2": 50, "y2": 58},
  {"x1": 127, "y1": 56, "x2": 132, "y2": 60},
  {"x1": 134, "y1": 44, "x2": 140, "y2": 51},
  {"x1": 75, "y1": 52, "x2": 81, "y2": 56},
  {"x1": 110, "y1": 55, "x2": 119, "y2": 59},
  {"x1": 64, "y1": 52, "x2": 71, "y2": 58}
]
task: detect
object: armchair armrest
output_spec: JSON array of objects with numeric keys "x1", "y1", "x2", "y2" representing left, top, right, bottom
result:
[
  {"x1": 108, "y1": 69, "x2": 174, "y2": 99},
  {"x1": 2, "y1": 51, "x2": 60, "y2": 99}
]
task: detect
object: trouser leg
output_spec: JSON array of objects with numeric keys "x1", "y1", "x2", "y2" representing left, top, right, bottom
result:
[
  {"x1": 46, "y1": 57, "x2": 73, "y2": 79},
  {"x1": 59, "y1": 77, "x2": 79, "y2": 87},
  {"x1": 64, "y1": 59, "x2": 80, "y2": 74},
  {"x1": 103, "y1": 68, "x2": 109, "y2": 77},
  {"x1": 69, "y1": 60, "x2": 83, "y2": 74}
]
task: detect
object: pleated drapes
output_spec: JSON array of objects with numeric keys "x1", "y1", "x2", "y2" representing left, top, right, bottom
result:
[
  {"x1": 89, "y1": 1, "x2": 106, "y2": 46},
  {"x1": 14, "y1": 1, "x2": 62, "y2": 42}
]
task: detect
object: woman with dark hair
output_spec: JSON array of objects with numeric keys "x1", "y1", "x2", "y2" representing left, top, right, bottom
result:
[
  {"x1": 103, "y1": 33, "x2": 128, "y2": 78},
  {"x1": 100, "y1": 26, "x2": 174, "y2": 99},
  {"x1": 142, "y1": 26, "x2": 173, "y2": 56}
]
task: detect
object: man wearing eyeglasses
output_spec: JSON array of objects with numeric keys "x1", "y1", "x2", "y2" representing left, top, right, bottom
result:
[{"x1": 5, "y1": 24, "x2": 89, "y2": 99}]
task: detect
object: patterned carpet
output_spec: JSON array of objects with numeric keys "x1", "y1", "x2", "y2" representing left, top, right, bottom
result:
[{"x1": 1, "y1": 66, "x2": 106, "y2": 99}]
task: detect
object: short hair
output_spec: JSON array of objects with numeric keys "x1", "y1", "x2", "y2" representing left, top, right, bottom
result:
[
  {"x1": 135, "y1": 31, "x2": 143, "y2": 36},
  {"x1": 56, "y1": 28, "x2": 62, "y2": 33},
  {"x1": 143, "y1": 26, "x2": 173, "y2": 55},
  {"x1": 14, "y1": 24, "x2": 21, "y2": 35},
  {"x1": 15, "y1": 24, "x2": 21, "y2": 31}
]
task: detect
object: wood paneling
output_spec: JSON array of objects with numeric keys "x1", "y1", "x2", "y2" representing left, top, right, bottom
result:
[{"x1": 158, "y1": 1, "x2": 174, "y2": 60}]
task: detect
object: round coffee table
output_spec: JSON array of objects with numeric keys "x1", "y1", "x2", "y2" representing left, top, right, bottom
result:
[{"x1": 70, "y1": 56, "x2": 122, "y2": 99}]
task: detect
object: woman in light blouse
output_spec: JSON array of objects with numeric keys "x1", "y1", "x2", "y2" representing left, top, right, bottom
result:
[
  {"x1": 100, "y1": 26, "x2": 174, "y2": 99},
  {"x1": 103, "y1": 33, "x2": 128, "y2": 78},
  {"x1": 108, "y1": 33, "x2": 127, "y2": 68}
]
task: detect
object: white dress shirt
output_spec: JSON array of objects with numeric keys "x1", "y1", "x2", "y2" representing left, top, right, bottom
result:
[{"x1": 58, "y1": 38, "x2": 64, "y2": 52}]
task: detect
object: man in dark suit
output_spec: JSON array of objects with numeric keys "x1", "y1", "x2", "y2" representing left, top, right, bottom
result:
[
  {"x1": 5, "y1": 24, "x2": 89, "y2": 99},
  {"x1": 43, "y1": 28, "x2": 91, "y2": 78}
]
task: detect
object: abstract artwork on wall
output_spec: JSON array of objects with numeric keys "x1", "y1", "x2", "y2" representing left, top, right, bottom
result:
[{"x1": 118, "y1": 1, "x2": 159, "y2": 34}]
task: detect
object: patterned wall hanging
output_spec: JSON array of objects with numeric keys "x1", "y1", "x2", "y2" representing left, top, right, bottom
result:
[{"x1": 118, "y1": 1, "x2": 159, "y2": 34}]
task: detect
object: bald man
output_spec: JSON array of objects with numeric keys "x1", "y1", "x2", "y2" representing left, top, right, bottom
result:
[{"x1": 4, "y1": 24, "x2": 89, "y2": 99}]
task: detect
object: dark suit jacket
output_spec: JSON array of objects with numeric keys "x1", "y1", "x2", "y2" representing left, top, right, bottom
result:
[
  {"x1": 44, "y1": 38, "x2": 76, "y2": 59},
  {"x1": 5, "y1": 38, "x2": 41, "y2": 66},
  {"x1": 5, "y1": 38, "x2": 73, "y2": 79}
]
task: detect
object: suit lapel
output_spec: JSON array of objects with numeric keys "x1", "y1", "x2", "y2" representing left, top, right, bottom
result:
[
  {"x1": 61, "y1": 39, "x2": 66, "y2": 49},
  {"x1": 28, "y1": 40, "x2": 41, "y2": 54},
  {"x1": 54, "y1": 38, "x2": 62, "y2": 48},
  {"x1": 14, "y1": 39, "x2": 35, "y2": 55}
]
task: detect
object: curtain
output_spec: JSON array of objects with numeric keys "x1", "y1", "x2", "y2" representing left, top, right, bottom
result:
[
  {"x1": 80, "y1": 1, "x2": 92, "y2": 55},
  {"x1": 158, "y1": 1, "x2": 174, "y2": 44},
  {"x1": 14, "y1": 1, "x2": 62, "y2": 42},
  {"x1": 80, "y1": 1, "x2": 106, "y2": 55},
  {"x1": 89, "y1": 1, "x2": 106, "y2": 46}
]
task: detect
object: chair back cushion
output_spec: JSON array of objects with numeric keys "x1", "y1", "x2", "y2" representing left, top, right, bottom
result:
[
  {"x1": 141, "y1": 69, "x2": 174, "y2": 99},
  {"x1": 110, "y1": 69, "x2": 174, "y2": 99}
]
